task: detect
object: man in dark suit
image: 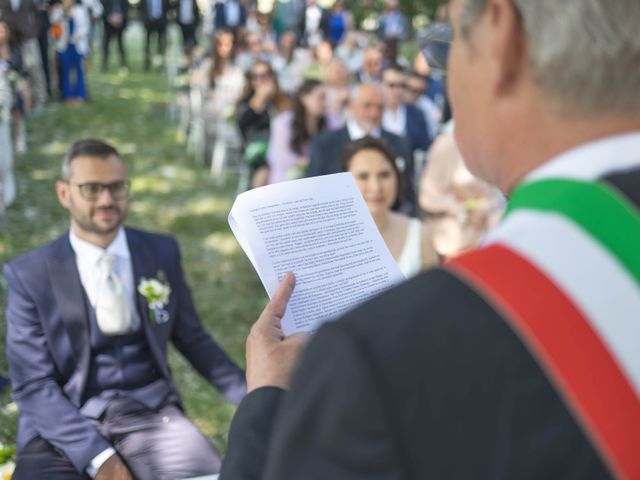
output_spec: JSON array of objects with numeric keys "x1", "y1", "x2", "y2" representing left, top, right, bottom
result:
[
  {"x1": 219, "y1": 0, "x2": 640, "y2": 478},
  {"x1": 306, "y1": 82, "x2": 416, "y2": 212},
  {"x1": 5, "y1": 139, "x2": 246, "y2": 480},
  {"x1": 174, "y1": 0, "x2": 200, "y2": 54},
  {"x1": 139, "y1": 0, "x2": 170, "y2": 70},
  {"x1": 381, "y1": 64, "x2": 432, "y2": 155},
  {"x1": 213, "y1": 0, "x2": 246, "y2": 37},
  {"x1": 100, "y1": 0, "x2": 129, "y2": 71}
]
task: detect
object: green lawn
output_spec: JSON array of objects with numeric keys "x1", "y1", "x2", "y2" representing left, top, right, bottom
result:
[{"x1": 0, "y1": 23, "x2": 264, "y2": 461}]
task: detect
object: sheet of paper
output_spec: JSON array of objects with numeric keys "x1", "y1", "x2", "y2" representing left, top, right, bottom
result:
[{"x1": 229, "y1": 173, "x2": 404, "y2": 335}]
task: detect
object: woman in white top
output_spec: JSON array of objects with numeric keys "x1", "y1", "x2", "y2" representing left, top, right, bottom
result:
[{"x1": 342, "y1": 136, "x2": 438, "y2": 278}]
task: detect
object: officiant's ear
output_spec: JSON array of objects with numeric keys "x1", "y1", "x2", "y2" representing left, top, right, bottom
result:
[{"x1": 56, "y1": 180, "x2": 71, "y2": 209}]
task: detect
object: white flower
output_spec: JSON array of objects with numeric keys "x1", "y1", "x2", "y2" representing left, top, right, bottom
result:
[{"x1": 137, "y1": 277, "x2": 171, "y2": 309}]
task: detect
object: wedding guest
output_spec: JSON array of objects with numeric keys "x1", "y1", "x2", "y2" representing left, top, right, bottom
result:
[
  {"x1": 270, "y1": 30, "x2": 312, "y2": 95},
  {"x1": 175, "y1": 0, "x2": 200, "y2": 54},
  {"x1": 326, "y1": 0, "x2": 352, "y2": 46},
  {"x1": 299, "y1": 0, "x2": 329, "y2": 47},
  {"x1": 236, "y1": 60, "x2": 291, "y2": 188},
  {"x1": 343, "y1": 136, "x2": 438, "y2": 277},
  {"x1": 377, "y1": 0, "x2": 409, "y2": 41},
  {"x1": 357, "y1": 46, "x2": 383, "y2": 83},
  {"x1": 303, "y1": 39, "x2": 333, "y2": 81},
  {"x1": 235, "y1": 31, "x2": 267, "y2": 73},
  {"x1": 381, "y1": 65, "x2": 431, "y2": 156},
  {"x1": 0, "y1": 0, "x2": 48, "y2": 110},
  {"x1": 191, "y1": 29, "x2": 245, "y2": 165},
  {"x1": 323, "y1": 58, "x2": 351, "y2": 129},
  {"x1": 5, "y1": 138, "x2": 247, "y2": 480},
  {"x1": 100, "y1": 0, "x2": 129, "y2": 71},
  {"x1": 334, "y1": 31, "x2": 365, "y2": 74},
  {"x1": 404, "y1": 70, "x2": 442, "y2": 140},
  {"x1": 0, "y1": 21, "x2": 16, "y2": 211},
  {"x1": 50, "y1": 0, "x2": 91, "y2": 104},
  {"x1": 213, "y1": 0, "x2": 246, "y2": 37},
  {"x1": 139, "y1": 0, "x2": 170, "y2": 71},
  {"x1": 267, "y1": 79, "x2": 326, "y2": 184}
]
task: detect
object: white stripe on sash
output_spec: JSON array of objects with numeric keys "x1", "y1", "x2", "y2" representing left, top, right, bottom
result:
[{"x1": 486, "y1": 210, "x2": 640, "y2": 397}]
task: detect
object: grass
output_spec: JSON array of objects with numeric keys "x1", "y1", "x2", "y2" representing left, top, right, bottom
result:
[{"x1": 0, "y1": 23, "x2": 265, "y2": 459}]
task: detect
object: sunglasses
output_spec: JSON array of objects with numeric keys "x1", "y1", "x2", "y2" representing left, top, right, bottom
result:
[{"x1": 69, "y1": 180, "x2": 130, "y2": 201}]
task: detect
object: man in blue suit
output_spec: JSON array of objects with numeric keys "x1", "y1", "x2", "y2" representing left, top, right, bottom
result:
[{"x1": 4, "y1": 139, "x2": 246, "y2": 479}]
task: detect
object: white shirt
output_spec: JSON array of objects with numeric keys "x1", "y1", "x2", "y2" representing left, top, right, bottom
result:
[
  {"x1": 346, "y1": 118, "x2": 381, "y2": 140},
  {"x1": 179, "y1": 0, "x2": 194, "y2": 24},
  {"x1": 382, "y1": 105, "x2": 407, "y2": 137},
  {"x1": 305, "y1": 4, "x2": 322, "y2": 34},
  {"x1": 224, "y1": 0, "x2": 241, "y2": 27},
  {"x1": 69, "y1": 227, "x2": 137, "y2": 312},
  {"x1": 9, "y1": 0, "x2": 20, "y2": 11}
]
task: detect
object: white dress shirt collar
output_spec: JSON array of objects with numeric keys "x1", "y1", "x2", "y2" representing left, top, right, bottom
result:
[
  {"x1": 69, "y1": 227, "x2": 134, "y2": 307},
  {"x1": 347, "y1": 118, "x2": 382, "y2": 140},
  {"x1": 523, "y1": 131, "x2": 640, "y2": 184},
  {"x1": 382, "y1": 104, "x2": 406, "y2": 137}
]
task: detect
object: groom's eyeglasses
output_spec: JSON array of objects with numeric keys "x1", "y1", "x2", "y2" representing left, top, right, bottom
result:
[{"x1": 69, "y1": 180, "x2": 131, "y2": 201}]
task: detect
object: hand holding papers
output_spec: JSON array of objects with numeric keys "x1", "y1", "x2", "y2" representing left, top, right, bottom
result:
[{"x1": 229, "y1": 173, "x2": 405, "y2": 336}]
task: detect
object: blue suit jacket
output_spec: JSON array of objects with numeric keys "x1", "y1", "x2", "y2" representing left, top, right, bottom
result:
[
  {"x1": 4, "y1": 228, "x2": 246, "y2": 472},
  {"x1": 405, "y1": 104, "x2": 432, "y2": 153}
]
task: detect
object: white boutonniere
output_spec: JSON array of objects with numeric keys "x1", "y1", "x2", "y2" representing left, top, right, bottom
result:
[{"x1": 137, "y1": 273, "x2": 171, "y2": 325}]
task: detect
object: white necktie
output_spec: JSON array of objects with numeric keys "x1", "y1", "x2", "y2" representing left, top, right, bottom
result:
[{"x1": 95, "y1": 254, "x2": 133, "y2": 335}]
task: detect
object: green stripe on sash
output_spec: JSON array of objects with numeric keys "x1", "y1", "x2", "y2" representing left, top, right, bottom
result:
[{"x1": 506, "y1": 179, "x2": 640, "y2": 286}]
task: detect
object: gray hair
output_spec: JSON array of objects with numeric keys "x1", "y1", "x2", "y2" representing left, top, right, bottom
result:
[
  {"x1": 460, "y1": 0, "x2": 640, "y2": 117},
  {"x1": 61, "y1": 139, "x2": 122, "y2": 180}
]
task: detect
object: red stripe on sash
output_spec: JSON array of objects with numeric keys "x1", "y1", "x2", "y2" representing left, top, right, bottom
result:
[{"x1": 449, "y1": 245, "x2": 640, "y2": 480}]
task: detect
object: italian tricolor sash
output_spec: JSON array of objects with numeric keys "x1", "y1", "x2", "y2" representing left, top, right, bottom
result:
[{"x1": 448, "y1": 177, "x2": 640, "y2": 479}]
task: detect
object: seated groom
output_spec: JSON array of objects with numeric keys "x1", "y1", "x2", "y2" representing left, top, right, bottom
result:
[{"x1": 4, "y1": 139, "x2": 247, "y2": 480}]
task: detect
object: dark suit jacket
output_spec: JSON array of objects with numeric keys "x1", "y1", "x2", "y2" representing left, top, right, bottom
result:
[
  {"x1": 100, "y1": 0, "x2": 130, "y2": 28},
  {"x1": 221, "y1": 268, "x2": 611, "y2": 480},
  {"x1": 306, "y1": 126, "x2": 416, "y2": 212},
  {"x1": 405, "y1": 103, "x2": 432, "y2": 153},
  {"x1": 4, "y1": 228, "x2": 246, "y2": 472},
  {"x1": 0, "y1": 0, "x2": 41, "y2": 40},
  {"x1": 220, "y1": 165, "x2": 640, "y2": 480},
  {"x1": 139, "y1": 0, "x2": 171, "y2": 25},
  {"x1": 172, "y1": 0, "x2": 200, "y2": 27}
]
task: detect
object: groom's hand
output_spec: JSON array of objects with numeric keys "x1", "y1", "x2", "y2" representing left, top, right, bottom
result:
[
  {"x1": 95, "y1": 454, "x2": 134, "y2": 480},
  {"x1": 246, "y1": 273, "x2": 310, "y2": 392}
]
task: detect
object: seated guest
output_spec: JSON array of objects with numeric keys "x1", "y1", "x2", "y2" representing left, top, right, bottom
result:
[
  {"x1": 343, "y1": 136, "x2": 438, "y2": 277},
  {"x1": 381, "y1": 64, "x2": 432, "y2": 156},
  {"x1": 191, "y1": 29, "x2": 245, "y2": 165},
  {"x1": 306, "y1": 83, "x2": 415, "y2": 212},
  {"x1": 267, "y1": 79, "x2": 326, "y2": 184},
  {"x1": 50, "y1": 0, "x2": 91, "y2": 104},
  {"x1": 270, "y1": 30, "x2": 312, "y2": 95},
  {"x1": 4, "y1": 139, "x2": 247, "y2": 480},
  {"x1": 236, "y1": 60, "x2": 291, "y2": 188},
  {"x1": 404, "y1": 69, "x2": 442, "y2": 141},
  {"x1": 357, "y1": 46, "x2": 383, "y2": 83},
  {"x1": 324, "y1": 58, "x2": 351, "y2": 129}
]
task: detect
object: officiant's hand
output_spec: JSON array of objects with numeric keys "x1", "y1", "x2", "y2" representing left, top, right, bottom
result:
[
  {"x1": 95, "y1": 454, "x2": 134, "y2": 480},
  {"x1": 246, "y1": 273, "x2": 310, "y2": 392}
]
